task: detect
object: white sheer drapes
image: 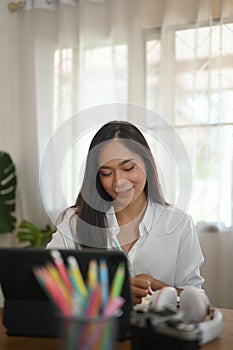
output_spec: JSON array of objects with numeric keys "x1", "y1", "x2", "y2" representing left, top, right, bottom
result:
[
  {"x1": 145, "y1": 0, "x2": 233, "y2": 227},
  {"x1": 13, "y1": 0, "x2": 160, "y2": 224},
  {"x1": 1, "y1": 0, "x2": 233, "y2": 228},
  {"x1": 3, "y1": 0, "x2": 233, "y2": 227}
]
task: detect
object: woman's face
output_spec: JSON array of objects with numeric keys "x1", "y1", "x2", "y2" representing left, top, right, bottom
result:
[{"x1": 98, "y1": 139, "x2": 147, "y2": 209}]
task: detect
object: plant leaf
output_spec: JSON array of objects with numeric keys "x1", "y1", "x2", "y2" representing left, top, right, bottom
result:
[
  {"x1": 0, "y1": 152, "x2": 17, "y2": 234},
  {"x1": 17, "y1": 220, "x2": 55, "y2": 248}
]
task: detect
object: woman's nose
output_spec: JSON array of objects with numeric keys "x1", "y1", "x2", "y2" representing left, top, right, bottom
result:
[
  {"x1": 112, "y1": 170, "x2": 123, "y2": 185},
  {"x1": 113, "y1": 174, "x2": 131, "y2": 191}
]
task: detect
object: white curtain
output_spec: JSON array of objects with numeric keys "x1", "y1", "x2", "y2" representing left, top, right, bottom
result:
[
  {"x1": 7, "y1": 0, "x2": 233, "y2": 224},
  {"x1": 1, "y1": 0, "x2": 233, "y2": 228},
  {"x1": 145, "y1": 0, "x2": 233, "y2": 228},
  {"x1": 9, "y1": 0, "x2": 158, "y2": 225}
]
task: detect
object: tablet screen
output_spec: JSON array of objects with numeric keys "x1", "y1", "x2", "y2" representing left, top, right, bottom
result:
[{"x1": 0, "y1": 247, "x2": 132, "y2": 340}]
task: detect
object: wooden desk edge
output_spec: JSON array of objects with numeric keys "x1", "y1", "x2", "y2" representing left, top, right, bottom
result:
[{"x1": 0, "y1": 308, "x2": 232, "y2": 350}]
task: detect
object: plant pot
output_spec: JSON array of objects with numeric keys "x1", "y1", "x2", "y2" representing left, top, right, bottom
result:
[{"x1": 0, "y1": 233, "x2": 13, "y2": 247}]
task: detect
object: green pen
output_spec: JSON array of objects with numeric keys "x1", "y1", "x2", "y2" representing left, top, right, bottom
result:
[{"x1": 110, "y1": 261, "x2": 125, "y2": 298}]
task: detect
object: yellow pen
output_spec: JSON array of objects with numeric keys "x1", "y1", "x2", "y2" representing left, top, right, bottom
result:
[
  {"x1": 34, "y1": 266, "x2": 71, "y2": 316},
  {"x1": 67, "y1": 256, "x2": 87, "y2": 297},
  {"x1": 87, "y1": 259, "x2": 98, "y2": 290},
  {"x1": 46, "y1": 264, "x2": 72, "y2": 306}
]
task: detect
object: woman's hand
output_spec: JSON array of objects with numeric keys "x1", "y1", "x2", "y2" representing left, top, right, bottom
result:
[
  {"x1": 135, "y1": 274, "x2": 183, "y2": 296},
  {"x1": 130, "y1": 276, "x2": 153, "y2": 305},
  {"x1": 135, "y1": 273, "x2": 167, "y2": 292}
]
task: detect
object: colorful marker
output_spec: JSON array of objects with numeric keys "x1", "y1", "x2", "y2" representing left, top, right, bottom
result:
[
  {"x1": 87, "y1": 259, "x2": 98, "y2": 290},
  {"x1": 67, "y1": 255, "x2": 87, "y2": 297},
  {"x1": 50, "y1": 250, "x2": 73, "y2": 292},
  {"x1": 99, "y1": 258, "x2": 109, "y2": 311},
  {"x1": 103, "y1": 296, "x2": 125, "y2": 316},
  {"x1": 110, "y1": 261, "x2": 125, "y2": 298},
  {"x1": 85, "y1": 286, "x2": 102, "y2": 317}
]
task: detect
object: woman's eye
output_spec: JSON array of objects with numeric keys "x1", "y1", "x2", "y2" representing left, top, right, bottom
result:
[
  {"x1": 100, "y1": 172, "x2": 112, "y2": 177},
  {"x1": 124, "y1": 165, "x2": 135, "y2": 172}
]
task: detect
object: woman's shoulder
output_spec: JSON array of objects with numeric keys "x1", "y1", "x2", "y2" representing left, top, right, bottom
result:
[
  {"x1": 150, "y1": 201, "x2": 193, "y2": 226},
  {"x1": 65, "y1": 206, "x2": 77, "y2": 217},
  {"x1": 151, "y1": 201, "x2": 189, "y2": 214},
  {"x1": 56, "y1": 206, "x2": 77, "y2": 227}
]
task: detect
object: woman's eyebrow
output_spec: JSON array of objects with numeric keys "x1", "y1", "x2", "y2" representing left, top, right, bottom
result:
[{"x1": 99, "y1": 158, "x2": 135, "y2": 169}]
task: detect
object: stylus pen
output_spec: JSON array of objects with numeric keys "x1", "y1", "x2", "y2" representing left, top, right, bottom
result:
[
  {"x1": 113, "y1": 238, "x2": 133, "y2": 276},
  {"x1": 113, "y1": 237, "x2": 122, "y2": 252}
]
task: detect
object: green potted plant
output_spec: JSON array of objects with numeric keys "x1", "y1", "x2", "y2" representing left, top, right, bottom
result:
[
  {"x1": 17, "y1": 220, "x2": 54, "y2": 248},
  {"x1": 0, "y1": 150, "x2": 54, "y2": 248},
  {"x1": 0, "y1": 151, "x2": 17, "y2": 246}
]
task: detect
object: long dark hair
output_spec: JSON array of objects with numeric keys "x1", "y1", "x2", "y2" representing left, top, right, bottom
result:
[{"x1": 71, "y1": 121, "x2": 167, "y2": 248}]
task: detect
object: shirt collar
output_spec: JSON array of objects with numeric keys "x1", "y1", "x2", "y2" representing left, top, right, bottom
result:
[
  {"x1": 106, "y1": 200, "x2": 158, "y2": 237},
  {"x1": 139, "y1": 200, "x2": 155, "y2": 236}
]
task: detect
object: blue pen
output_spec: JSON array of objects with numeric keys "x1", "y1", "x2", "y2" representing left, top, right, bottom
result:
[
  {"x1": 113, "y1": 237, "x2": 133, "y2": 276},
  {"x1": 99, "y1": 258, "x2": 109, "y2": 312},
  {"x1": 113, "y1": 237, "x2": 122, "y2": 251}
]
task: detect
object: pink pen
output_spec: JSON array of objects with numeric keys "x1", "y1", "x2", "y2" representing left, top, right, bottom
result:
[
  {"x1": 34, "y1": 267, "x2": 71, "y2": 317},
  {"x1": 103, "y1": 296, "x2": 125, "y2": 316},
  {"x1": 50, "y1": 250, "x2": 73, "y2": 292},
  {"x1": 85, "y1": 286, "x2": 102, "y2": 317}
]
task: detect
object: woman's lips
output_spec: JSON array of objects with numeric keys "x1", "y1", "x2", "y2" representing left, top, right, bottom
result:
[{"x1": 116, "y1": 187, "x2": 134, "y2": 196}]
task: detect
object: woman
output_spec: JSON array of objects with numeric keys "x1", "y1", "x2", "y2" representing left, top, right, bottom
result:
[{"x1": 47, "y1": 120, "x2": 204, "y2": 304}]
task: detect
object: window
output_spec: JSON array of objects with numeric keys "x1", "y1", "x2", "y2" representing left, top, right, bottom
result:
[{"x1": 145, "y1": 23, "x2": 233, "y2": 227}]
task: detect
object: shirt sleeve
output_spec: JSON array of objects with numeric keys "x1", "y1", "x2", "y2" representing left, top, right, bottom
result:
[
  {"x1": 46, "y1": 209, "x2": 77, "y2": 250},
  {"x1": 174, "y1": 214, "x2": 205, "y2": 290}
]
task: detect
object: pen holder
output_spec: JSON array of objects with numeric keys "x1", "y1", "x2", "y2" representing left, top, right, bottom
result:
[{"x1": 58, "y1": 314, "x2": 118, "y2": 350}]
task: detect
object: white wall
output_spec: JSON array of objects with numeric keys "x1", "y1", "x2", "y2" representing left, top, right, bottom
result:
[
  {"x1": 199, "y1": 230, "x2": 233, "y2": 309},
  {"x1": 0, "y1": 2, "x2": 19, "y2": 157}
]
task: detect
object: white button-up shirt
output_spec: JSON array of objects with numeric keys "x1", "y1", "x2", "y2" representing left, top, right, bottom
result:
[{"x1": 47, "y1": 201, "x2": 204, "y2": 289}]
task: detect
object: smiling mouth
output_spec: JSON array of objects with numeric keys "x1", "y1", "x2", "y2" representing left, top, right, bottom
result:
[{"x1": 116, "y1": 187, "x2": 134, "y2": 196}]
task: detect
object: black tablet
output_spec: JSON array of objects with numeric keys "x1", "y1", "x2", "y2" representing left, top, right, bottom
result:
[{"x1": 0, "y1": 247, "x2": 132, "y2": 340}]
